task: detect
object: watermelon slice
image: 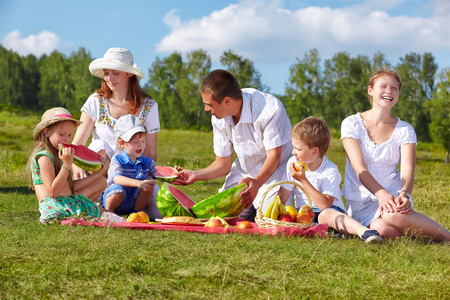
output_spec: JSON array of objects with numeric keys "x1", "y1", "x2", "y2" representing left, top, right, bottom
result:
[
  {"x1": 59, "y1": 143, "x2": 102, "y2": 172},
  {"x1": 154, "y1": 166, "x2": 178, "y2": 183},
  {"x1": 156, "y1": 183, "x2": 196, "y2": 217},
  {"x1": 190, "y1": 183, "x2": 247, "y2": 219}
]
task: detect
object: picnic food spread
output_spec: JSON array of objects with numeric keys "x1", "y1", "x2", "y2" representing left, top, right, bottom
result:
[{"x1": 264, "y1": 195, "x2": 314, "y2": 224}]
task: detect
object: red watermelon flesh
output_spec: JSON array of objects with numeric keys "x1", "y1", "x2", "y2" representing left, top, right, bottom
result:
[
  {"x1": 156, "y1": 183, "x2": 197, "y2": 217},
  {"x1": 59, "y1": 143, "x2": 102, "y2": 172},
  {"x1": 154, "y1": 166, "x2": 178, "y2": 183}
]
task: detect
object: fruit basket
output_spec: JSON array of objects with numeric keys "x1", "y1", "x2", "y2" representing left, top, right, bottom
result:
[{"x1": 255, "y1": 181, "x2": 313, "y2": 229}]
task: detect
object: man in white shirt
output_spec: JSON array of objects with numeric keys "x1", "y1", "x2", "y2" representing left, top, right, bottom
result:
[{"x1": 174, "y1": 69, "x2": 293, "y2": 221}]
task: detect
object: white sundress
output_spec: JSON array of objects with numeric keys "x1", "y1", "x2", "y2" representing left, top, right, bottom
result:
[{"x1": 340, "y1": 113, "x2": 417, "y2": 226}]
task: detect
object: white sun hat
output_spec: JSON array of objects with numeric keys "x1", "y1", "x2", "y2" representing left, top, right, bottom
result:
[
  {"x1": 89, "y1": 47, "x2": 144, "y2": 80},
  {"x1": 115, "y1": 114, "x2": 146, "y2": 142}
]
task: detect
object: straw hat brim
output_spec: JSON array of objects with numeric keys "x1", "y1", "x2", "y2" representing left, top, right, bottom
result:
[
  {"x1": 89, "y1": 58, "x2": 144, "y2": 80},
  {"x1": 33, "y1": 117, "x2": 82, "y2": 139}
]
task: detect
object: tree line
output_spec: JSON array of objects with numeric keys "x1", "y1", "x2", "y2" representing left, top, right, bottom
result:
[{"x1": 1, "y1": 45, "x2": 449, "y2": 160}]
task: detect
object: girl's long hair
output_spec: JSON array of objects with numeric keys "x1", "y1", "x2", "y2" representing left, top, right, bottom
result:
[
  {"x1": 95, "y1": 74, "x2": 152, "y2": 114},
  {"x1": 27, "y1": 122, "x2": 74, "y2": 193}
]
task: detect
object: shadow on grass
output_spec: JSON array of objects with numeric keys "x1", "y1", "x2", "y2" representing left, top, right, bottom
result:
[{"x1": 0, "y1": 186, "x2": 35, "y2": 195}]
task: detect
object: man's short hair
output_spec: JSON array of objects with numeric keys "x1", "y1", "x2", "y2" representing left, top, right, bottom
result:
[{"x1": 199, "y1": 69, "x2": 242, "y2": 104}]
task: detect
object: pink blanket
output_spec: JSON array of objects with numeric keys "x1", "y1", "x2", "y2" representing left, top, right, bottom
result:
[{"x1": 61, "y1": 218, "x2": 328, "y2": 237}]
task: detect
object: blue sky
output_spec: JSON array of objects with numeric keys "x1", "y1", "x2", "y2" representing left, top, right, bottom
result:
[{"x1": 1, "y1": 0, "x2": 449, "y2": 94}]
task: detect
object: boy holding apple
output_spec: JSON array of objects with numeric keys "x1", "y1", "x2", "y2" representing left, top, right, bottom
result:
[{"x1": 277, "y1": 117, "x2": 384, "y2": 244}]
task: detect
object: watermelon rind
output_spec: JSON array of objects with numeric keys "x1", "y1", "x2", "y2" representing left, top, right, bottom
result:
[
  {"x1": 59, "y1": 144, "x2": 102, "y2": 172},
  {"x1": 190, "y1": 183, "x2": 247, "y2": 219},
  {"x1": 156, "y1": 183, "x2": 195, "y2": 217}
]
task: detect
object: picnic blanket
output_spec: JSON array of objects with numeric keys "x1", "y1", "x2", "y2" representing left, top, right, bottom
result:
[{"x1": 61, "y1": 218, "x2": 328, "y2": 237}]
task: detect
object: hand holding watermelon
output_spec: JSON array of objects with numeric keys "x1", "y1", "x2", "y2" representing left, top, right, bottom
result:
[
  {"x1": 59, "y1": 144, "x2": 104, "y2": 173},
  {"x1": 58, "y1": 144, "x2": 75, "y2": 168},
  {"x1": 237, "y1": 177, "x2": 258, "y2": 209},
  {"x1": 172, "y1": 169, "x2": 199, "y2": 186}
]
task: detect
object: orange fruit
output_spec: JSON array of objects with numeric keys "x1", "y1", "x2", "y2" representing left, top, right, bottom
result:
[
  {"x1": 126, "y1": 213, "x2": 143, "y2": 223},
  {"x1": 137, "y1": 211, "x2": 149, "y2": 223},
  {"x1": 293, "y1": 161, "x2": 307, "y2": 171},
  {"x1": 295, "y1": 212, "x2": 312, "y2": 224},
  {"x1": 237, "y1": 221, "x2": 254, "y2": 229},
  {"x1": 285, "y1": 206, "x2": 298, "y2": 219},
  {"x1": 298, "y1": 205, "x2": 314, "y2": 218}
]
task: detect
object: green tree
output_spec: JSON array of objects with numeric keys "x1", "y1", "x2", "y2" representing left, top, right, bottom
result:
[
  {"x1": 284, "y1": 49, "x2": 322, "y2": 124},
  {"x1": 146, "y1": 53, "x2": 187, "y2": 129},
  {"x1": 322, "y1": 52, "x2": 371, "y2": 128},
  {"x1": 220, "y1": 50, "x2": 267, "y2": 92},
  {"x1": 426, "y1": 68, "x2": 450, "y2": 163},
  {"x1": 38, "y1": 51, "x2": 73, "y2": 110},
  {"x1": 22, "y1": 54, "x2": 41, "y2": 109},
  {"x1": 0, "y1": 47, "x2": 25, "y2": 110},
  {"x1": 68, "y1": 48, "x2": 99, "y2": 114},
  {"x1": 395, "y1": 52, "x2": 437, "y2": 141},
  {"x1": 178, "y1": 49, "x2": 211, "y2": 130}
]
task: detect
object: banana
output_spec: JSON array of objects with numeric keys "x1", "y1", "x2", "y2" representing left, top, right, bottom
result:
[
  {"x1": 270, "y1": 200, "x2": 280, "y2": 220},
  {"x1": 264, "y1": 200, "x2": 276, "y2": 218},
  {"x1": 279, "y1": 202, "x2": 287, "y2": 215},
  {"x1": 216, "y1": 216, "x2": 230, "y2": 227}
]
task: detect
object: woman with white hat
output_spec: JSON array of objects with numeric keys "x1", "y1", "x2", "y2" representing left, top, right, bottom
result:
[{"x1": 71, "y1": 47, "x2": 161, "y2": 218}]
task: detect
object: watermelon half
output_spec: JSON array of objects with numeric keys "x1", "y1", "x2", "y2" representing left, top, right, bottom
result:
[
  {"x1": 156, "y1": 183, "x2": 196, "y2": 217},
  {"x1": 154, "y1": 166, "x2": 178, "y2": 183},
  {"x1": 190, "y1": 183, "x2": 247, "y2": 219},
  {"x1": 59, "y1": 143, "x2": 102, "y2": 172}
]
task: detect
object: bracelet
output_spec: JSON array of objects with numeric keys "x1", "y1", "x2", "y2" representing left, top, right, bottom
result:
[
  {"x1": 397, "y1": 189, "x2": 411, "y2": 200},
  {"x1": 62, "y1": 165, "x2": 73, "y2": 175}
]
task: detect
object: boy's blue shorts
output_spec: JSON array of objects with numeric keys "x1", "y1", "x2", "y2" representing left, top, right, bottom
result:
[
  {"x1": 313, "y1": 205, "x2": 346, "y2": 224},
  {"x1": 102, "y1": 184, "x2": 140, "y2": 215}
]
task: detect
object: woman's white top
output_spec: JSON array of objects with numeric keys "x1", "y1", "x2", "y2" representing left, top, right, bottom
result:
[
  {"x1": 81, "y1": 94, "x2": 160, "y2": 159},
  {"x1": 340, "y1": 113, "x2": 417, "y2": 202}
]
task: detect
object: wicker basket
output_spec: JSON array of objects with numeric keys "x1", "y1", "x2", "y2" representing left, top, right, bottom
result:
[{"x1": 254, "y1": 180, "x2": 313, "y2": 229}]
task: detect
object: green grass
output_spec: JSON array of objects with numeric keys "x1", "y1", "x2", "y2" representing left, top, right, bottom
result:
[{"x1": 0, "y1": 111, "x2": 449, "y2": 299}]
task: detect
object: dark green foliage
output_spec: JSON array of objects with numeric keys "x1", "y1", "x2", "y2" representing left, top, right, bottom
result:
[{"x1": 1, "y1": 46, "x2": 448, "y2": 146}]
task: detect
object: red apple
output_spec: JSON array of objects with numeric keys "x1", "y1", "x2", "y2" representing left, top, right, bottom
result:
[
  {"x1": 278, "y1": 214, "x2": 294, "y2": 222},
  {"x1": 298, "y1": 205, "x2": 314, "y2": 218},
  {"x1": 293, "y1": 161, "x2": 306, "y2": 172},
  {"x1": 205, "y1": 218, "x2": 223, "y2": 227},
  {"x1": 237, "y1": 221, "x2": 254, "y2": 229}
]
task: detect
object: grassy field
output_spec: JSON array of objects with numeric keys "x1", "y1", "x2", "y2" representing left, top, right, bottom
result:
[{"x1": 0, "y1": 111, "x2": 449, "y2": 299}]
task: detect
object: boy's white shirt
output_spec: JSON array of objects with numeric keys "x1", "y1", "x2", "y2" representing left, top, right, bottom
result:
[{"x1": 281, "y1": 156, "x2": 345, "y2": 211}]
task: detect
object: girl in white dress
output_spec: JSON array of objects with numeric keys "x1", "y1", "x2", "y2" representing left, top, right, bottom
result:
[
  {"x1": 71, "y1": 48, "x2": 161, "y2": 219},
  {"x1": 341, "y1": 66, "x2": 450, "y2": 241}
]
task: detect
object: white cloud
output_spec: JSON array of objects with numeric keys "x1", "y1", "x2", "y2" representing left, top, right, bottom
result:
[
  {"x1": 156, "y1": 0, "x2": 450, "y2": 64},
  {"x1": 2, "y1": 30, "x2": 61, "y2": 57}
]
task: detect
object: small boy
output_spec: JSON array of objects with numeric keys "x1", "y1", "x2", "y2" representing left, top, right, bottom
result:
[
  {"x1": 102, "y1": 114, "x2": 157, "y2": 215},
  {"x1": 277, "y1": 117, "x2": 383, "y2": 244}
]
